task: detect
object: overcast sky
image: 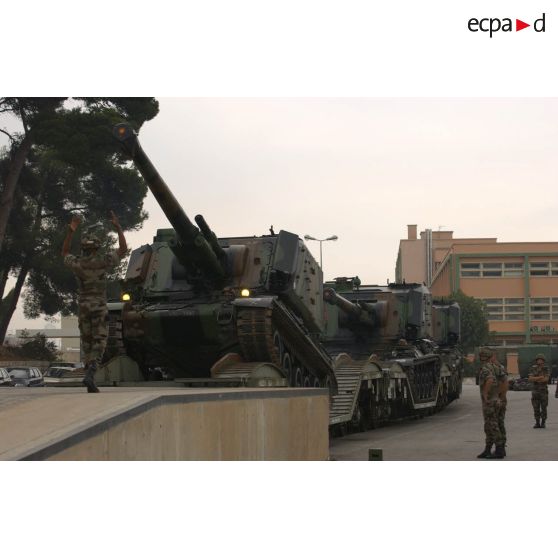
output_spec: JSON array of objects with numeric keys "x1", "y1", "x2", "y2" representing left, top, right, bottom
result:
[{"x1": 3, "y1": 98, "x2": 558, "y2": 331}]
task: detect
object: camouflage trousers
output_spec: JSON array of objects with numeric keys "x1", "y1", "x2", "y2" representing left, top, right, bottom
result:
[
  {"x1": 497, "y1": 400, "x2": 507, "y2": 445},
  {"x1": 531, "y1": 391, "x2": 548, "y2": 422},
  {"x1": 78, "y1": 299, "x2": 108, "y2": 364},
  {"x1": 482, "y1": 400, "x2": 504, "y2": 445}
]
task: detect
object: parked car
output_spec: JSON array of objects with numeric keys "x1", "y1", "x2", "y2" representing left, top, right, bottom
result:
[
  {"x1": 0, "y1": 367, "x2": 15, "y2": 387},
  {"x1": 44, "y1": 364, "x2": 85, "y2": 385},
  {"x1": 7, "y1": 367, "x2": 45, "y2": 387}
]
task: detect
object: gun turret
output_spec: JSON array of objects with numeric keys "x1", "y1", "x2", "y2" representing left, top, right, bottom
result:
[
  {"x1": 114, "y1": 123, "x2": 226, "y2": 282},
  {"x1": 323, "y1": 288, "x2": 387, "y2": 329}
]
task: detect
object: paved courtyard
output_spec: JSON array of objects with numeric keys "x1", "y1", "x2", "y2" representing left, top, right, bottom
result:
[{"x1": 329, "y1": 382, "x2": 558, "y2": 460}]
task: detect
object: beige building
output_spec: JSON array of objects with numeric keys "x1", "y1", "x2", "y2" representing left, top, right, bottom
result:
[
  {"x1": 396, "y1": 226, "x2": 558, "y2": 345},
  {"x1": 395, "y1": 225, "x2": 496, "y2": 286}
]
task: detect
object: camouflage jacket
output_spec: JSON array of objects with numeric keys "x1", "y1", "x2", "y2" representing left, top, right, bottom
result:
[
  {"x1": 529, "y1": 364, "x2": 549, "y2": 394},
  {"x1": 64, "y1": 250, "x2": 121, "y2": 302},
  {"x1": 479, "y1": 363, "x2": 500, "y2": 402}
]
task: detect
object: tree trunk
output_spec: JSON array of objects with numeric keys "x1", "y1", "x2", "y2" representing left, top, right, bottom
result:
[
  {"x1": 0, "y1": 195, "x2": 43, "y2": 344},
  {"x1": 0, "y1": 132, "x2": 34, "y2": 252},
  {"x1": 0, "y1": 262, "x2": 29, "y2": 344},
  {"x1": 0, "y1": 267, "x2": 9, "y2": 301}
]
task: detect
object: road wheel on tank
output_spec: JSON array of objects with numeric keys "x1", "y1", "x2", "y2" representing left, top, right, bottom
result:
[
  {"x1": 282, "y1": 352, "x2": 294, "y2": 386},
  {"x1": 293, "y1": 364, "x2": 304, "y2": 387},
  {"x1": 355, "y1": 390, "x2": 371, "y2": 430},
  {"x1": 369, "y1": 406, "x2": 380, "y2": 429},
  {"x1": 272, "y1": 329, "x2": 284, "y2": 364},
  {"x1": 351, "y1": 403, "x2": 367, "y2": 433}
]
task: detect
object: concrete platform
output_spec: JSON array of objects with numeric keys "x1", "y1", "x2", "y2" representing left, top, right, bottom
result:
[{"x1": 0, "y1": 386, "x2": 329, "y2": 460}]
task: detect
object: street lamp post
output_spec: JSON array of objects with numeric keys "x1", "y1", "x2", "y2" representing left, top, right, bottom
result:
[{"x1": 303, "y1": 234, "x2": 338, "y2": 271}]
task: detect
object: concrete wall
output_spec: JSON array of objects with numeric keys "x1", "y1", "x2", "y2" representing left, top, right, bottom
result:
[{"x1": 44, "y1": 391, "x2": 329, "y2": 461}]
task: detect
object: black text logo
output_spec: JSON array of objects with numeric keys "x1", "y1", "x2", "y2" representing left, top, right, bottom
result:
[{"x1": 468, "y1": 13, "x2": 546, "y2": 37}]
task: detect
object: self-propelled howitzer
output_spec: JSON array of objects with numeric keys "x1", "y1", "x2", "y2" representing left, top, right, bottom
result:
[
  {"x1": 321, "y1": 277, "x2": 462, "y2": 431},
  {"x1": 107, "y1": 123, "x2": 337, "y2": 391}
]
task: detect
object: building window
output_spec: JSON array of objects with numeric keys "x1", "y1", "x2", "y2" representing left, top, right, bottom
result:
[
  {"x1": 461, "y1": 262, "x2": 523, "y2": 278},
  {"x1": 482, "y1": 298, "x2": 525, "y2": 321},
  {"x1": 503, "y1": 263, "x2": 524, "y2": 277},
  {"x1": 460, "y1": 263, "x2": 480, "y2": 277},
  {"x1": 529, "y1": 262, "x2": 558, "y2": 277},
  {"x1": 529, "y1": 297, "x2": 558, "y2": 320},
  {"x1": 482, "y1": 263, "x2": 502, "y2": 277},
  {"x1": 530, "y1": 262, "x2": 550, "y2": 276},
  {"x1": 504, "y1": 298, "x2": 525, "y2": 319}
]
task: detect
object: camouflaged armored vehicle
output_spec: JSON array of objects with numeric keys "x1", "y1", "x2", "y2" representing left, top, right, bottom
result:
[
  {"x1": 105, "y1": 123, "x2": 337, "y2": 392},
  {"x1": 322, "y1": 277, "x2": 463, "y2": 430}
]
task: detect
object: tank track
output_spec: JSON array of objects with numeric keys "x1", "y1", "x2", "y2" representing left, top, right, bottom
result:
[{"x1": 236, "y1": 300, "x2": 336, "y2": 389}]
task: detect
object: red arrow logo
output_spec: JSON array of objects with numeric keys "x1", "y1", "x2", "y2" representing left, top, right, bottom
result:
[{"x1": 516, "y1": 19, "x2": 530, "y2": 31}]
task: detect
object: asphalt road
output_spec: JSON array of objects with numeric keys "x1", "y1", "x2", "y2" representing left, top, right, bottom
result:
[{"x1": 329, "y1": 381, "x2": 558, "y2": 460}]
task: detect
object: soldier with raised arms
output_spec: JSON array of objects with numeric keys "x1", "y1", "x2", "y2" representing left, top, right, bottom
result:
[{"x1": 61, "y1": 211, "x2": 127, "y2": 392}]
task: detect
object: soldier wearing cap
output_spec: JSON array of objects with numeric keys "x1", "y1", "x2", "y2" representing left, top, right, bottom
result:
[
  {"x1": 62, "y1": 212, "x2": 127, "y2": 392},
  {"x1": 528, "y1": 353, "x2": 550, "y2": 428},
  {"x1": 477, "y1": 347, "x2": 506, "y2": 458},
  {"x1": 495, "y1": 354, "x2": 508, "y2": 453}
]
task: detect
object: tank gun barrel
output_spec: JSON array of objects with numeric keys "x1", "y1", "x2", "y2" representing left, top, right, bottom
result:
[
  {"x1": 113, "y1": 123, "x2": 225, "y2": 280},
  {"x1": 324, "y1": 288, "x2": 387, "y2": 328},
  {"x1": 324, "y1": 288, "x2": 375, "y2": 327},
  {"x1": 195, "y1": 214, "x2": 227, "y2": 264}
]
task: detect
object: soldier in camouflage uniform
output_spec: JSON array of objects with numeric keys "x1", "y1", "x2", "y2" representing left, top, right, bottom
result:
[
  {"x1": 477, "y1": 347, "x2": 506, "y2": 459},
  {"x1": 62, "y1": 212, "x2": 127, "y2": 392},
  {"x1": 495, "y1": 355, "x2": 508, "y2": 454},
  {"x1": 528, "y1": 353, "x2": 550, "y2": 428}
]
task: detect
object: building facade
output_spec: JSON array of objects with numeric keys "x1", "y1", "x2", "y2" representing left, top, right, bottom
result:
[{"x1": 396, "y1": 226, "x2": 558, "y2": 345}]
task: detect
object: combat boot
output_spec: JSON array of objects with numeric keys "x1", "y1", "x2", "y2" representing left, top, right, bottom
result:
[
  {"x1": 541, "y1": 420, "x2": 546, "y2": 428},
  {"x1": 533, "y1": 420, "x2": 541, "y2": 428},
  {"x1": 82, "y1": 361, "x2": 100, "y2": 393},
  {"x1": 477, "y1": 444, "x2": 493, "y2": 458},
  {"x1": 493, "y1": 445, "x2": 505, "y2": 459}
]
